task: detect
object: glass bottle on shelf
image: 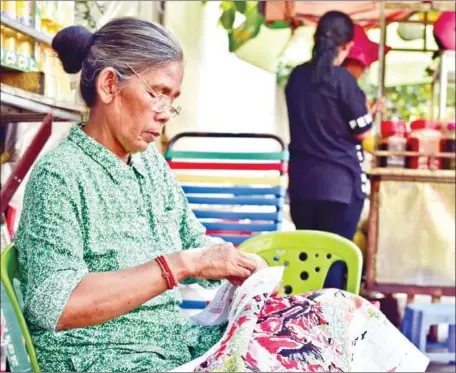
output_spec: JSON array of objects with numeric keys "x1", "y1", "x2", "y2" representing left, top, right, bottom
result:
[
  {"x1": 0, "y1": 25, "x2": 5, "y2": 50},
  {"x1": 34, "y1": 41, "x2": 42, "y2": 70},
  {"x1": 3, "y1": 27, "x2": 17, "y2": 53},
  {"x1": 40, "y1": 1, "x2": 56, "y2": 23},
  {"x1": 16, "y1": 32, "x2": 33, "y2": 58},
  {"x1": 3, "y1": 0, "x2": 17, "y2": 20},
  {"x1": 441, "y1": 122, "x2": 456, "y2": 170},
  {"x1": 35, "y1": 1, "x2": 42, "y2": 32},
  {"x1": 16, "y1": 1, "x2": 33, "y2": 26},
  {"x1": 42, "y1": 46, "x2": 56, "y2": 98},
  {"x1": 407, "y1": 119, "x2": 442, "y2": 170},
  {"x1": 378, "y1": 120, "x2": 407, "y2": 168}
]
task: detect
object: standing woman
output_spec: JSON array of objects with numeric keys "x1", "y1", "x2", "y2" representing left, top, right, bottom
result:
[
  {"x1": 285, "y1": 11, "x2": 373, "y2": 289},
  {"x1": 342, "y1": 24, "x2": 388, "y2": 119}
]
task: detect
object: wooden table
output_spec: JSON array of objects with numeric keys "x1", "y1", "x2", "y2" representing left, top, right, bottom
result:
[{"x1": 365, "y1": 168, "x2": 456, "y2": 299}]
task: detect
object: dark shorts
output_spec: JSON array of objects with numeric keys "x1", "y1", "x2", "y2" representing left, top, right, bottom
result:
[{"x1": 289, "y1": 195, "x2": 365, "y2": 289}]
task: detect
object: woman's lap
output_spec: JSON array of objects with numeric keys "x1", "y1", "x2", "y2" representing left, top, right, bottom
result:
[
  {"x1": 246, "y1": 289, "x2": 352, "y2": 371},
  {"x1": 188, "y1": 289, "x2": 427, "y2": 372},
  {"x1": 45, "y1": 289, "x2": 423, "y2": 372}
]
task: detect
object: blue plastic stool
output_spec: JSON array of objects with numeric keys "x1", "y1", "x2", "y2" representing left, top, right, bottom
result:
[
  {"x1": 180, "y1": 299, "x2": 207, "y2": 310},
  {"x1": 401, "y1": 303, "x2": 456, "y2": 364}
]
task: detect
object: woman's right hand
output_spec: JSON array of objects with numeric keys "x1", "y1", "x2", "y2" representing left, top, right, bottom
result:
[{"x1": 188, "y1": 243, "x2": 258, "y2": 283}]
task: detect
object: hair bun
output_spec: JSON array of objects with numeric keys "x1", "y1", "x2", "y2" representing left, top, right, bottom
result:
[{"x1": 52, "y1": 25, "x2": 94, "y2": 74}]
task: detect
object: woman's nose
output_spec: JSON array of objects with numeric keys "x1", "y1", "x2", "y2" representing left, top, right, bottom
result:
[{"x1": 154, "y1": 109, "x2": 172, "y2": 125}]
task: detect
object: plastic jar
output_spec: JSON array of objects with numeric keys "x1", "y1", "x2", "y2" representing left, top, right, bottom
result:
[
  {"x1": 378, "y1": 120, "x2": 407, "y2": 168},
  {"x1": 3, "y1": 27, "x2": 17, "y2": 53},
  {"x1": 441, "y1": 122, "x2": 455, "y2": 170},
  {"x1": 16, "y1": 32, "x2": 33, "y2": 57},
  {"x1": 407, "y1": 119, "x2": 442, "y2": 170},
  {"x1": 16, "y1": 1, "x2": 33, "y2": 26},
  {"x1": 2, "y1": 0, "x2": 17, "y2": 20}
]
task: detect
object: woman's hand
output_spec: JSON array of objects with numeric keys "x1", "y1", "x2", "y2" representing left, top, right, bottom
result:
[
  {"x1": 369, "y1": 97, "x2": 387, "y2": 116},
  {"x1": 250, "y1": 254, "x2": 269, "y2": 272},
  {"x1": 227, "y1": 253, "x2": 269, "y2": 286},
  {"x1": 187, "y1": 243, "x2": 259, "y2": 285}
]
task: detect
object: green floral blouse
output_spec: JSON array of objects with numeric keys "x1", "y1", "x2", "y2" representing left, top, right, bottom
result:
[{"x1": 14, "y1": 124, "x2": 225, "y2": 372}]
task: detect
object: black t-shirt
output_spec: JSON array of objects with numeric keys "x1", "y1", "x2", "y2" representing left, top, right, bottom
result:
[{"x1": 285, "y1": 62, "x2": 372, "y2": 203}]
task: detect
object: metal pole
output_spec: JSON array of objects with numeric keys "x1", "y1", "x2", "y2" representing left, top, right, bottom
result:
[
  {"x1": 439, "y1": 52, "x2": 448, "y2": 120},
  {"x1": 375, "y1": 1, "x2": 387, "y2": 136},
  {"x1": 0, "y1": 113, "x2": 53, "y2": 213}
]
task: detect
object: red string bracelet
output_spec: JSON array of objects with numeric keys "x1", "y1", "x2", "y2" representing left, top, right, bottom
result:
[{"x1": 155, "y1": 255, "x2": 178, "y2": 290}]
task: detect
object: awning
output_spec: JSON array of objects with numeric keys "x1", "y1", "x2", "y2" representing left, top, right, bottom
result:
[{"x1": 263, "y1": 1, "x2": 455, "y2": 27}]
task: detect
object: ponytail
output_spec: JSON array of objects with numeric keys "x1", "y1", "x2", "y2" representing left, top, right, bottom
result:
[
  {"x1": 311, "y1": 11, "x2": 354, "y2": 84},
  {"x1": 312, "y1": 35, "x2": 338, "y2": 83}
]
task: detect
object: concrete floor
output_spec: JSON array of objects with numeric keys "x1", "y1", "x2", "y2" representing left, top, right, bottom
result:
[{"x1": 427, "y1": 363, "x2": 456, "y2": 372}]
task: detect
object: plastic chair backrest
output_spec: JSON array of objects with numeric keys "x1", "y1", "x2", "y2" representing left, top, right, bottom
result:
[
  {"x1": 238, "y1": 230, "x2": 363, "y2": 295},
  {"x1": 1, "y1": 244, "x2": 40, "y2": 372},
  {"x1": 165, "y1": 132, "x2": 289, "y2": 246}
]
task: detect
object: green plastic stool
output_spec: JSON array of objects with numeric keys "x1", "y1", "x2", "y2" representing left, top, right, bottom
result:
[
  {"x1": 1, "y1": 244, "x2": 40, "y2": 372},
  {"x1": 239, "y1": 230, "x2": 363, "y2": 295}
]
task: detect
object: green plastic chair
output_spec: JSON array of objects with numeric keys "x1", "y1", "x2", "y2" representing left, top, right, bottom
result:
[
  {"x1": 1, "y1": 244, "x2": 40, "y2": 372},
  {"x1": 238, "y1": 230, "x2": 363, "y2": 295}
]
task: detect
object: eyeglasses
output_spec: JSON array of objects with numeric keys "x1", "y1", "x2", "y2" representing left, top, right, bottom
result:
[{"x1": 124, "y1": 62, "x2": 181, "y2": 119}]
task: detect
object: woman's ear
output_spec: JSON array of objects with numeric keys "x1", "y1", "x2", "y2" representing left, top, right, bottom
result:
[
  {"x1": 342, "y1": 40, "x2": 354, "y2": 53},
  {"x1": 96, "y1": 67, "x2": 119, "y2": 104}
]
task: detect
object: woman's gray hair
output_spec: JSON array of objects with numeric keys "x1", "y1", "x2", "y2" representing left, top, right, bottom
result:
[{"x1": 52, "y1": 17, "x2": 183, "y2": 107}]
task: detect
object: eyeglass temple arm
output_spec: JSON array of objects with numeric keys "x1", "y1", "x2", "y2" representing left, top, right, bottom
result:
[{"x1": 124, "y1": 61, "x2": 160, "y2": 97}]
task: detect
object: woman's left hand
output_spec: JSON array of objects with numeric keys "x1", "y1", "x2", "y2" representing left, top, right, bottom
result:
[
  {"x1": 227, "y1": 253, "x2": 269, "y2": 287},
  {"x1": 369, "y1": 97, "x2": 387, "y2": 116}
]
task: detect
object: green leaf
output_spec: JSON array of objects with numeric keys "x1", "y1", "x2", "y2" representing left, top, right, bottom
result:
[
  {"x1": 219, "y1": 7, "x2": 236, "y2": 30},
  {"x1": 201, "y1": 0, "x2": 208, "y2": 5},
  {"x1": 228, "y1": 11, "x2": 264, "y2": 52},
  {"x1": 220, "y1": 1, "x2": 234, "y2": 11},
  {"x1": 234, "y1": 1, "x2": 247, "y2": 13},
  {"x1": 246, "y1": 1, "x2": 259, "y2": 11}
]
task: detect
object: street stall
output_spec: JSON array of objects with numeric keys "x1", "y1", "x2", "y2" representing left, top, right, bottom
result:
[
  {"x1": 259, "y1": 1, "x2": 456, "y2": 302},
  {"x1": 364, "y1": 4, "x2": 455, "y2": 301}
]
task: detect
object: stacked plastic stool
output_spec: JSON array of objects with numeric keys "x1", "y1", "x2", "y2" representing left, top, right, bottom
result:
[{"x1": 401, "y1": 303, "x2": 455, "y2": 364}]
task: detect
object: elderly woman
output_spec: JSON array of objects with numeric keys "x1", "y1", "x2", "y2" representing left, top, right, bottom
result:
[{"x1": 15, "y1": 17, "x2": 427, "y2": 373}]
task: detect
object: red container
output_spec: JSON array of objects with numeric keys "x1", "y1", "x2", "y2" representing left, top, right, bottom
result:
[
  {"x1": 381, "y1": 120, "x2": 407, "y2": 137},
  {"x1": 441, "y1": 122, "x2": 456, "y2": 170},
  {"x1": 407, "y1": 119, "x2": 442, "y2": 170}
]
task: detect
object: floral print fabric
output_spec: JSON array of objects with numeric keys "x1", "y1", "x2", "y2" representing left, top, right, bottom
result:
[{"x1": 191, "y1": 289, "x2": 429, "y2": 372}]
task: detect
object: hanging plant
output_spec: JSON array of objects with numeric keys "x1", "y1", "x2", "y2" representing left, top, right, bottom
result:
[
  {"x1": 75, "y1": 0, "x2": 106, "y2": 30},
  {"x1": 210, "y1": 1, "x2": 291, "y2": 53},
  {"x1": 215, "y1": 1, "x2": 262, "y2": 52}
]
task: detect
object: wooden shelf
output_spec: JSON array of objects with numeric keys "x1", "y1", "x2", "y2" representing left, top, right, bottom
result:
[
  {"x1": 368, "y1": 168, "x2": 455, "y2": 183},
  {"x1": 1, "y1": 83, "x2": 86, "y2": 122},
  {"x1": 1, "y1": 48, "x2": 39, "y2": 72},
  {"x1": 374, "y1": 150, "x2": 455, "y2": 159},
  {"x1": 1, "y1": 15, "x2": 52, "y2": 45},
  {"x1": 385, "y1": 1, "x2": 456, "y2": 12}
]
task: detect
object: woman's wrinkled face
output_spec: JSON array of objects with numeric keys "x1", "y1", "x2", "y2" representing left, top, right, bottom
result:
[{"x1": 100, "y1": 61, "x2": 183, "y2": 155}]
